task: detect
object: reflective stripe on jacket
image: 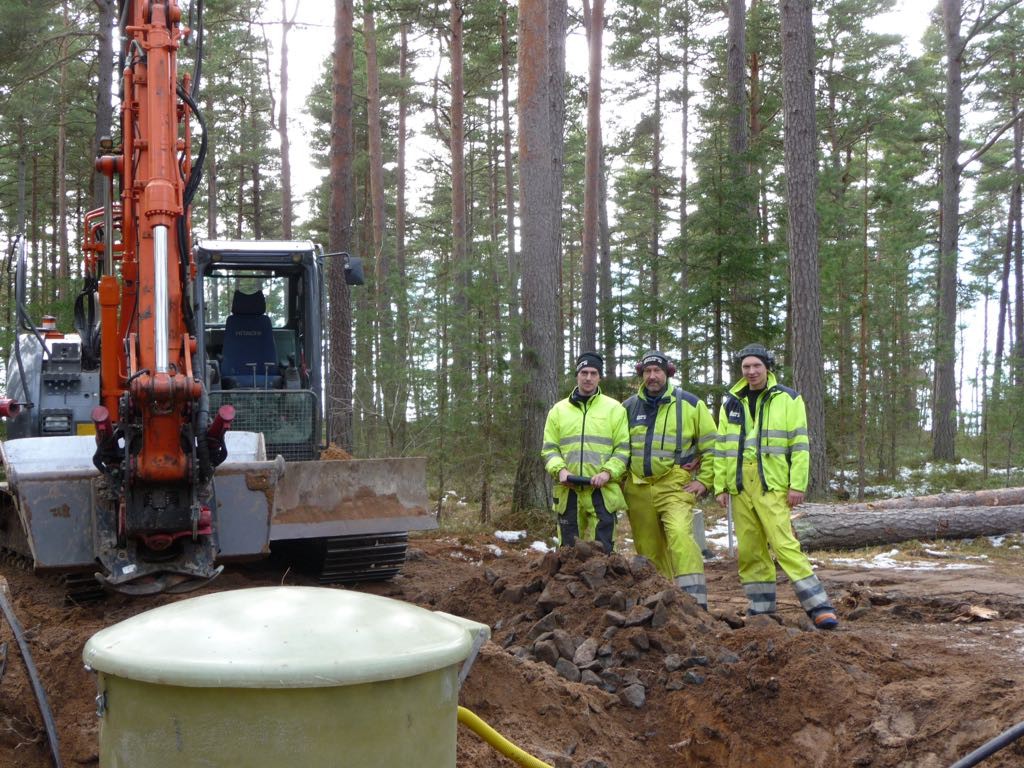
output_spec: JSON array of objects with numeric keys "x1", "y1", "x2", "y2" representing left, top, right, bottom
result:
[
  {"x1": 540, "y1": 389, "x2": 631, "y2": 512},
  {"x1": 712, "y1": 371, "x2": 809, "y2": 495},
  {"x1": 622, "y1": 386, "x2": 717, "y2": 487}
]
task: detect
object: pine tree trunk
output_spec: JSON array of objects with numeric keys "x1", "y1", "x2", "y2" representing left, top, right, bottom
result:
[
  {"x1": 513, "y1": 0, "x2": 562, "y2": 514},
  {"x1": 580, "y1": 0, "x2": 603, "y2": 354},
  {"x1": 93, "y1": 0, "x2": 116, "y2": 209},
  {"x1": 206, "y1": 92, "x2": 218, "y2": 238},
  {"x1": 858, "y1": 137, "x2": 870, "y2": 500},
  {"x1": 598, "y1": 143, "x2": 615, "y2": 377},
  {"x1": 500, "y1": 2, "x2": 519, "y2": 336},
  {"x1": 30, "y1": 154, "x2": 39, "y2": 307},
  {"x1": 1011, "y1": 63, "x2": 1024, "y2": 382},
  {"x1": 450, "y1": 1, "x2": 470, "y2": 380},
  {"x1": 56, "y1": 1, "x2": 70, "y2": 295},
  {"x1": 327, "y1": 0, "x2": 356, "y2": 451},
  {"x1": 932, "y1": 0, "x2": 963, "y2": 462},
  {"x1": 781, "y1": 0, "x2": 828, "y2": 495},
  {"x1": 678, "y1": 0, "x2": 691, "y2": 381},
  {"x1": 394, "y1": 21, "x2": 411, "y2": 448},
  {"x1": 364, "y1": 2, "x2": 400, "y2": 451},
  {"x1": 278, "y1": 0, "x2": 294, "y2": 239},
  {"x1": 550, "y1": 0, "x2": 567, "y2": 369}
]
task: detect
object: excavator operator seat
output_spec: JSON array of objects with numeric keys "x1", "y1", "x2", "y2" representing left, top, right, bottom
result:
[{"x1": 220, "y1": 290, "x2": 281, "y2": 389}]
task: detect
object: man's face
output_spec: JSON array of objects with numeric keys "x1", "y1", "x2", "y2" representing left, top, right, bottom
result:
[
  {"x1": 642, "y1": 364, "x2": 667, "y2": 392},
  {"x1": 741, "y1": 356, "x2": 768, "y2": 390},
  {"x1": 576, "y1": 367, "x2": 600, "y2": 395}
]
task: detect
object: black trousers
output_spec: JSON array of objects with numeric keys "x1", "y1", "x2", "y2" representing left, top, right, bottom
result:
[{"x1": 559, "y1": 488, "x2": 615, "y2": 553}]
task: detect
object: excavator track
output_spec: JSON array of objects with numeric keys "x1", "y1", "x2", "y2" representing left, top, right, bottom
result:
[
  {"x1": 275, "y1": 532, "x2": 410, "y2": 584},
  {"x1": 62, "y1": 573, "x2": 107, "y2": 604}
]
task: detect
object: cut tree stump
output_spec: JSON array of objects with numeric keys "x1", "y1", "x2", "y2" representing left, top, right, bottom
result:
[{"x1": 792, "y1": 489, "x2": 1024, "y2": 550}]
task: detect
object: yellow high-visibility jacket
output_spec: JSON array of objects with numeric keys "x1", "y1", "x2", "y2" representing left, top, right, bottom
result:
[
  {"x1": 541, "y1": 389, "x2": 630, "y2": 513},
  {"x1": 713, "y1": 372, "x2": 810, "y2": 495},
  {"x1": 622, "y1": 386, "x2": 717, "y2": 487}
]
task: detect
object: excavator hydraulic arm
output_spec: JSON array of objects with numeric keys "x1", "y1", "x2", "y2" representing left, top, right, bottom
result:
[{"x1": 85, "y1": 0, "x2": 221, "y2": 592}]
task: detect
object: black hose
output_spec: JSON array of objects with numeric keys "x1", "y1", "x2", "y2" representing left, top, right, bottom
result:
[
  {"x1": 0, "y1": 584, "x2": 63, "y2": 768},
  {"x1": 949, "y1": 720, "x2": 1024, "y2": 768},
  {"x1": 73, "y1": 276, "x2": 101, "y2": 370},
  {"x1": 175, "y1": 82, "x2": 207, "y2": 339},
  {"x1": 189, "y1": 0, "x2": 204, "y2": 100},
  {"x1": 177, "y1": 84, "x2": 207, "y2": 208}
]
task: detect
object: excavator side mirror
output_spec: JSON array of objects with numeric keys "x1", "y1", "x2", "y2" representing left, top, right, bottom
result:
[
  {"x1": 322, "y1": 251, "x2": 365, "y2": 287},
  {"x1": 344, "y1": 255, "x2": 364, "y2": 286}
]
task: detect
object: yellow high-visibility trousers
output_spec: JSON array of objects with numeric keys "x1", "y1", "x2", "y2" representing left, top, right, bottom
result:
[{"x1": 624, "y1": 467, "x2": 706, "y2": 607}]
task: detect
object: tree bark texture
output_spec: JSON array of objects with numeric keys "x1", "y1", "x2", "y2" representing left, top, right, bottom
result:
[
  {"x1": 678, "y1": 0, "x2": 691, "y2": 381},
  {"x1": 793, "y1": 501, "x2": 1024, "y2": 550},
  {"x1": 500, "y1": 2, "x2": 519, "y2": 334},
  {"x1": 513, "y1": 0, "x2": 561, "y2": 513},
  {"x1": 327, "y1": 0, "x2": 356, "y2": 451},
  {"x1": 364, "y1": 3, "x2": 401, "y2": 449},
  {"x1": 932, "y1": 0, "x2": 962, "y2": 461},
  {"x1": 580, "y1": 0, "x2": 603, "y2": 353},
  {"x1": 781, "y1": 0, "x2": 828, "y2": 495},
  {"x1": 92, "y1": 0, "x2": 115, "y2": 210},
  {"x1": 279, "y1": 0, "x2": 294, "y2": 239},
  {"x1": 394, "y1": 21, "x2": 411, "y2": 448},
  {"x1": 847, "y1": 487, "x2": 1024, "y2": 511},
  {"x1": 205, "y1": 91, "x2": 218, "y2": 238},
  {"x1": 727, "y1": 0, "x2": 748, "y2": 159},
  {"x1": 1011, "y1": 64, "x2": 1024, "y2": 379},
  {"x1": 450, "y1": 1, "x2": 470, "y2": 377}
]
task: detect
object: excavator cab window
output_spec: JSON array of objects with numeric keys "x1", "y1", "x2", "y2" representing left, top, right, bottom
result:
[{"x1": 202, "y1": 270, "x2": 298, "y2": 388}]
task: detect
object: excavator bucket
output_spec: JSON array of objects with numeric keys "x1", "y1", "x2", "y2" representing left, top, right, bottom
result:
[
  {"x1": 264, "y1": 456, "x2": 434, "y2": 583},
  {"x1": 269, "y1": 457, "x2": 433, "y2": 541}
]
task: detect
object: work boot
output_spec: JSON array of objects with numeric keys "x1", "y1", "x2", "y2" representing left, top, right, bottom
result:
[{"x1": 811, "y1": 608, "x2": 839, "y2": 630}]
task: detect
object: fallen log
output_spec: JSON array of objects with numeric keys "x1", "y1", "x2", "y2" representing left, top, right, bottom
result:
[
  {"x1": 849, "y1": 487, "x2": 1024, "y2": 511},
  {"x1": 791, "y1": 503, "x2": 1024, "y2": 551}
]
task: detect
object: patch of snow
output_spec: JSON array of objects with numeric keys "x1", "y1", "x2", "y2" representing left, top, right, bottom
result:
[
  {"x1": 447, "y1": 549, "x2": 482, "y2": 565},
  {"x1": 485, "y1": 544, "x2": 503, "y2": 556},
  {"x1": 530, "y1": 540, "x2": 554, "y2": 553},
  {"x1": 494, "y1": 530, "x2": 527, "y2": 542},
  {"x1": 827, "y1": 549, "x2": 983, "y2": 571},
  {"x1": 989, "y1": 536, "x2": 1006, "y2": 547}
]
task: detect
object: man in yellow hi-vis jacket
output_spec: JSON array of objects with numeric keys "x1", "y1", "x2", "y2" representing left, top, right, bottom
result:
[
  {"x1": 541, "y1": 352, "x2": 631, "y2": 553},
  {"x1": 623, "y1": 351, "x2": 717, "y2": 609},
  {"x1": 714, "y1": 343, "x2": 839, "y2": 630}
]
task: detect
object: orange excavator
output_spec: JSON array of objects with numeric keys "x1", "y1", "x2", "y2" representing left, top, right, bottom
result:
[{"x1": 0, "y1": 0, "x2": 433, "y2": 596}]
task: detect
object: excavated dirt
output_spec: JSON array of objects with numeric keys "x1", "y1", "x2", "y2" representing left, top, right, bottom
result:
[{"x1": 2, "y1": 534, "x2": 1024, "y2": 767}]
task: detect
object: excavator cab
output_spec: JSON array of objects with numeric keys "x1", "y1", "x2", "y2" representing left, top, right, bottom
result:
[{"x1": 195, "y1": 240, "x2": 326, "y2": 461}]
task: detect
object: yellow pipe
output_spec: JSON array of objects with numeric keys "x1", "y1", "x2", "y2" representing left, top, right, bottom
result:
[{"x1": 457, "y1": 706, "x2": 554, "y2": 768}]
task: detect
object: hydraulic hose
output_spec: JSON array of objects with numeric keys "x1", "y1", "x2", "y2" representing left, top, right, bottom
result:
[
  {"x1": 457, "y1": 706, "x2": 552, "y2": 768},
  {"x1": 0, "y1": 578, "x2": 62, "y2": 768},
  {"x1": 948, "y1": 720, "x2": 1024, "y2": 768}
]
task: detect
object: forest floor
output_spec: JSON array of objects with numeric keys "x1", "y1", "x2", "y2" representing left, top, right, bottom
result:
[{"x1": 3, "y1": 523, "x2": 1024, "y2": 768}]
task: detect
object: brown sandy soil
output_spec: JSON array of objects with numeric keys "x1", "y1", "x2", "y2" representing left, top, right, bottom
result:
[{"x1": 2, "y1": 534, "x2": 1024, "y2": 768}]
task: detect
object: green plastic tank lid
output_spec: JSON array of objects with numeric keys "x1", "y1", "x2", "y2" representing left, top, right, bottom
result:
[{"x1": 83, "y1": 587, "x2": 488, "y2": 689}]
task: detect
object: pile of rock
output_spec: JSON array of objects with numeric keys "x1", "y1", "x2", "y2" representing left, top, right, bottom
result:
[{"x1": 482, "y1": 541, "x2": 740, "y2": 709}]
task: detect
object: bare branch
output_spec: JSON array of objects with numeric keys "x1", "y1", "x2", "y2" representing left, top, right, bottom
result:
[{"x1": 960, "y1": 105, "x2": 1024, "y2": 170}]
